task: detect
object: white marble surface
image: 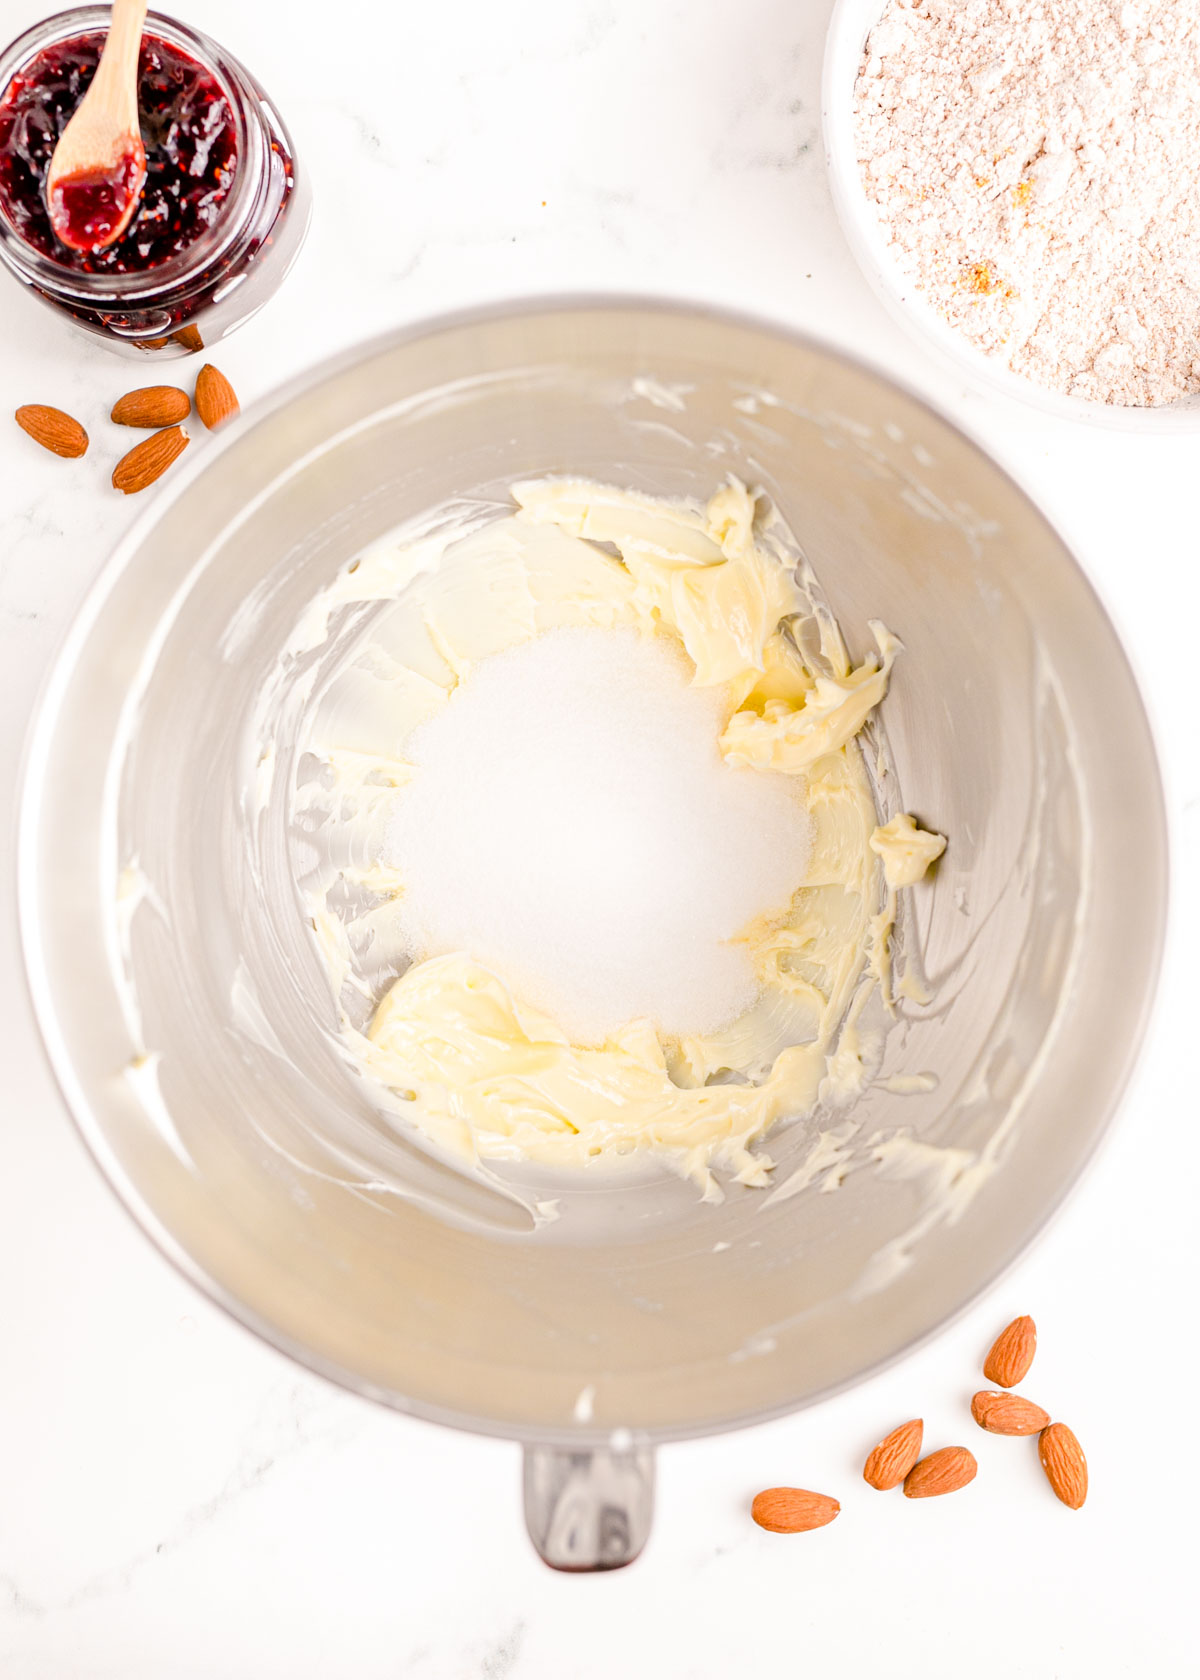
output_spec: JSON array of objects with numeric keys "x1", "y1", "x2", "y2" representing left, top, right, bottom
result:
[{"x1": 1, "y1": 1, "x2": 1197, "y2": 1674}]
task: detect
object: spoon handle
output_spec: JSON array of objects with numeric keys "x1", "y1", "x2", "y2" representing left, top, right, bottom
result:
[{"x1": 89, "y1": 0, "x2": 149, "y2": 123}]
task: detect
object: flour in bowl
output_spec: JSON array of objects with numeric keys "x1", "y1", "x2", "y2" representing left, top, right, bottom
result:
[{"x1": 854, "y1": 0, "x2": 1200, "y2": 406}]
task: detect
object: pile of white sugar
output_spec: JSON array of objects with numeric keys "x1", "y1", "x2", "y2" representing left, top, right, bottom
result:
[
  {"x1": 385, "y1": 627, "x2": 812, "y2": 1045},
  {"x1": 854, "y1": 0, "x2": 1200, "y2": 406}
]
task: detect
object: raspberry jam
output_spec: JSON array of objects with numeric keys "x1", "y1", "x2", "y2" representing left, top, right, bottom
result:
[
  {"x1": 48, "y1": 146, "x2": 144, "y2": 252},
  {"x1": 0, "y1": 32, "x2": 239, "y2": 272},
  {"x1": 0, "y1": 9, "x2": 308, "y2": 355}
]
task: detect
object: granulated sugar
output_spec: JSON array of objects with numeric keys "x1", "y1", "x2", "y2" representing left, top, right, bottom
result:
[
  {"x1": 854, "y1": 0, "x2": 1200, "y2": 406},
  {"x1": 385, "y1": 627, "x2": 812, "y2": 1044}
]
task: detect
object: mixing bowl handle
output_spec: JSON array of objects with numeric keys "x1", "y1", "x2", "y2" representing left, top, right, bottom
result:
[{"x1": 522, "y1": 1441, "x2": 655, "y2": 1570}]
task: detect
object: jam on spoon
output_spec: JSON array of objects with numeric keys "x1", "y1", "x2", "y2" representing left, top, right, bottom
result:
[
  {"x1": 43, "y1": 0, "x2": 148, "y2": 253},
  {"x1": 47, "y1": 144, "x2": 144, "y2": 251}
]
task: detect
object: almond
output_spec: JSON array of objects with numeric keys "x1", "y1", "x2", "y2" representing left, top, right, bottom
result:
[
  {"x1": 111, "y1": 385, "x2": 191, "y2": 428},
  {"x1": 15, "y1": 404, "x2": 88, "y2": 458},
  {"x1": 195, "y1": 363, "x2": 239, "y2": 430},
  {"x1": 903, "y1": 1445, "x2": 977, "y2": 1499},
  {"x1": 1039, "y1": 1422, "x2": 1087, "y2": 1509},
  {"x1": 171, "y1": 324, "x2": 204, "y2": 352},
  {"x1": 751, "y1": 1487, "x2": 841, "y2": 1533},
  {"x1": 863, "y1": 1418, "x2": 923, "y2": 1490},
  {"x1": 112, "y1": 425, "x2": 189, "y2": 494},
  {"x1": 983, "y1": 1315, "x2": 1037, "y2": 1388},
  {"x1": 971, "y1": 1390, "x2": 1050, "y2": 1436}
]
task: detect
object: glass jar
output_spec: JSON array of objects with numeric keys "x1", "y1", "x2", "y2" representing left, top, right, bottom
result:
[{"x1": 0, "y1": 7, "x2": 310, "y2": 357}]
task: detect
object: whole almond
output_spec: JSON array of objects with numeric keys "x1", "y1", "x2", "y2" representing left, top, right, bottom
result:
[
  {"x1": 1039, "y1": 1422, "x2": 1088, "y2": 1509},
  {"x1": 751, "y1": 1487, "x2": 840, "y2": 1533},
  {"x1": 172, "y1": 324, "x2": 204, "y2": 352},
  {"x1": 971, "y1": 1390, "x2": 1050, "y2": 1436},
  {"x1": 15, "y1": 404, "x2": 88, "y2": 458},
  {"x1": 863, "y1": 1418, "x2": 924, "y2": 1490},
  {"x1": 195, "y1": 363, "x2": 239, "y2": 430},
  {"x1": 983, "y1": 1315, "x2": 1037, "y2": 1388},
  {"x1": 903, "y1": 1446, "x2": 977, "y2": 1499},
  {"x1": 111, "y1": 386, "x2": 191, "y2": 428},
  {"x1": 112, "y1": 425, "x2": 189, "y2": 494}
]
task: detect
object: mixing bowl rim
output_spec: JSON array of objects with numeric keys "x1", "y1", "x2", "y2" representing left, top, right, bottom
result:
[{"x1": 15, "y1": 291, "x2": 1170, "y2": 1447}]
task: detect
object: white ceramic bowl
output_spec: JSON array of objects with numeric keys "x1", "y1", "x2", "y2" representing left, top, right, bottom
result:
[{"x1": 822, "y1": 0, "x2": 1200, "y2": 432}]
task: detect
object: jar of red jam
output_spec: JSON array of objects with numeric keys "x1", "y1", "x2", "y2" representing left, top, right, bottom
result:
[{"x1": 0, "y1": 7, "x2": 310, "y2": 356}]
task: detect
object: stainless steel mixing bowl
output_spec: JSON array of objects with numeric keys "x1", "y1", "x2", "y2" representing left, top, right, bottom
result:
[{"x1": 19, "y1": 300, "x2": 1167, "y2": 1568}]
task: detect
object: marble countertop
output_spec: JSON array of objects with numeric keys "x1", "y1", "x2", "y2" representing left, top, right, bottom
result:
[{"x1": 1, "y1": 1, "x2": 1196, "y2": 1674}]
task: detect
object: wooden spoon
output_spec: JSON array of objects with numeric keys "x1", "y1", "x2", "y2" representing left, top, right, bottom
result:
[{"x1": 45, "y1": 0, "x2": 149, "y2": 253}]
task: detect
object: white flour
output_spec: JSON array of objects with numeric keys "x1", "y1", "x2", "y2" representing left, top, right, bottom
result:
[{"x1": 854, "y1": 0, "x2": 1200, "y2": 406}]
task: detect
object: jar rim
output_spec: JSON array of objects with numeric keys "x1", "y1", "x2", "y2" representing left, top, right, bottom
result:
[{"x1": 0, "y1": 5, "x2": 264, "y2": 300}]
